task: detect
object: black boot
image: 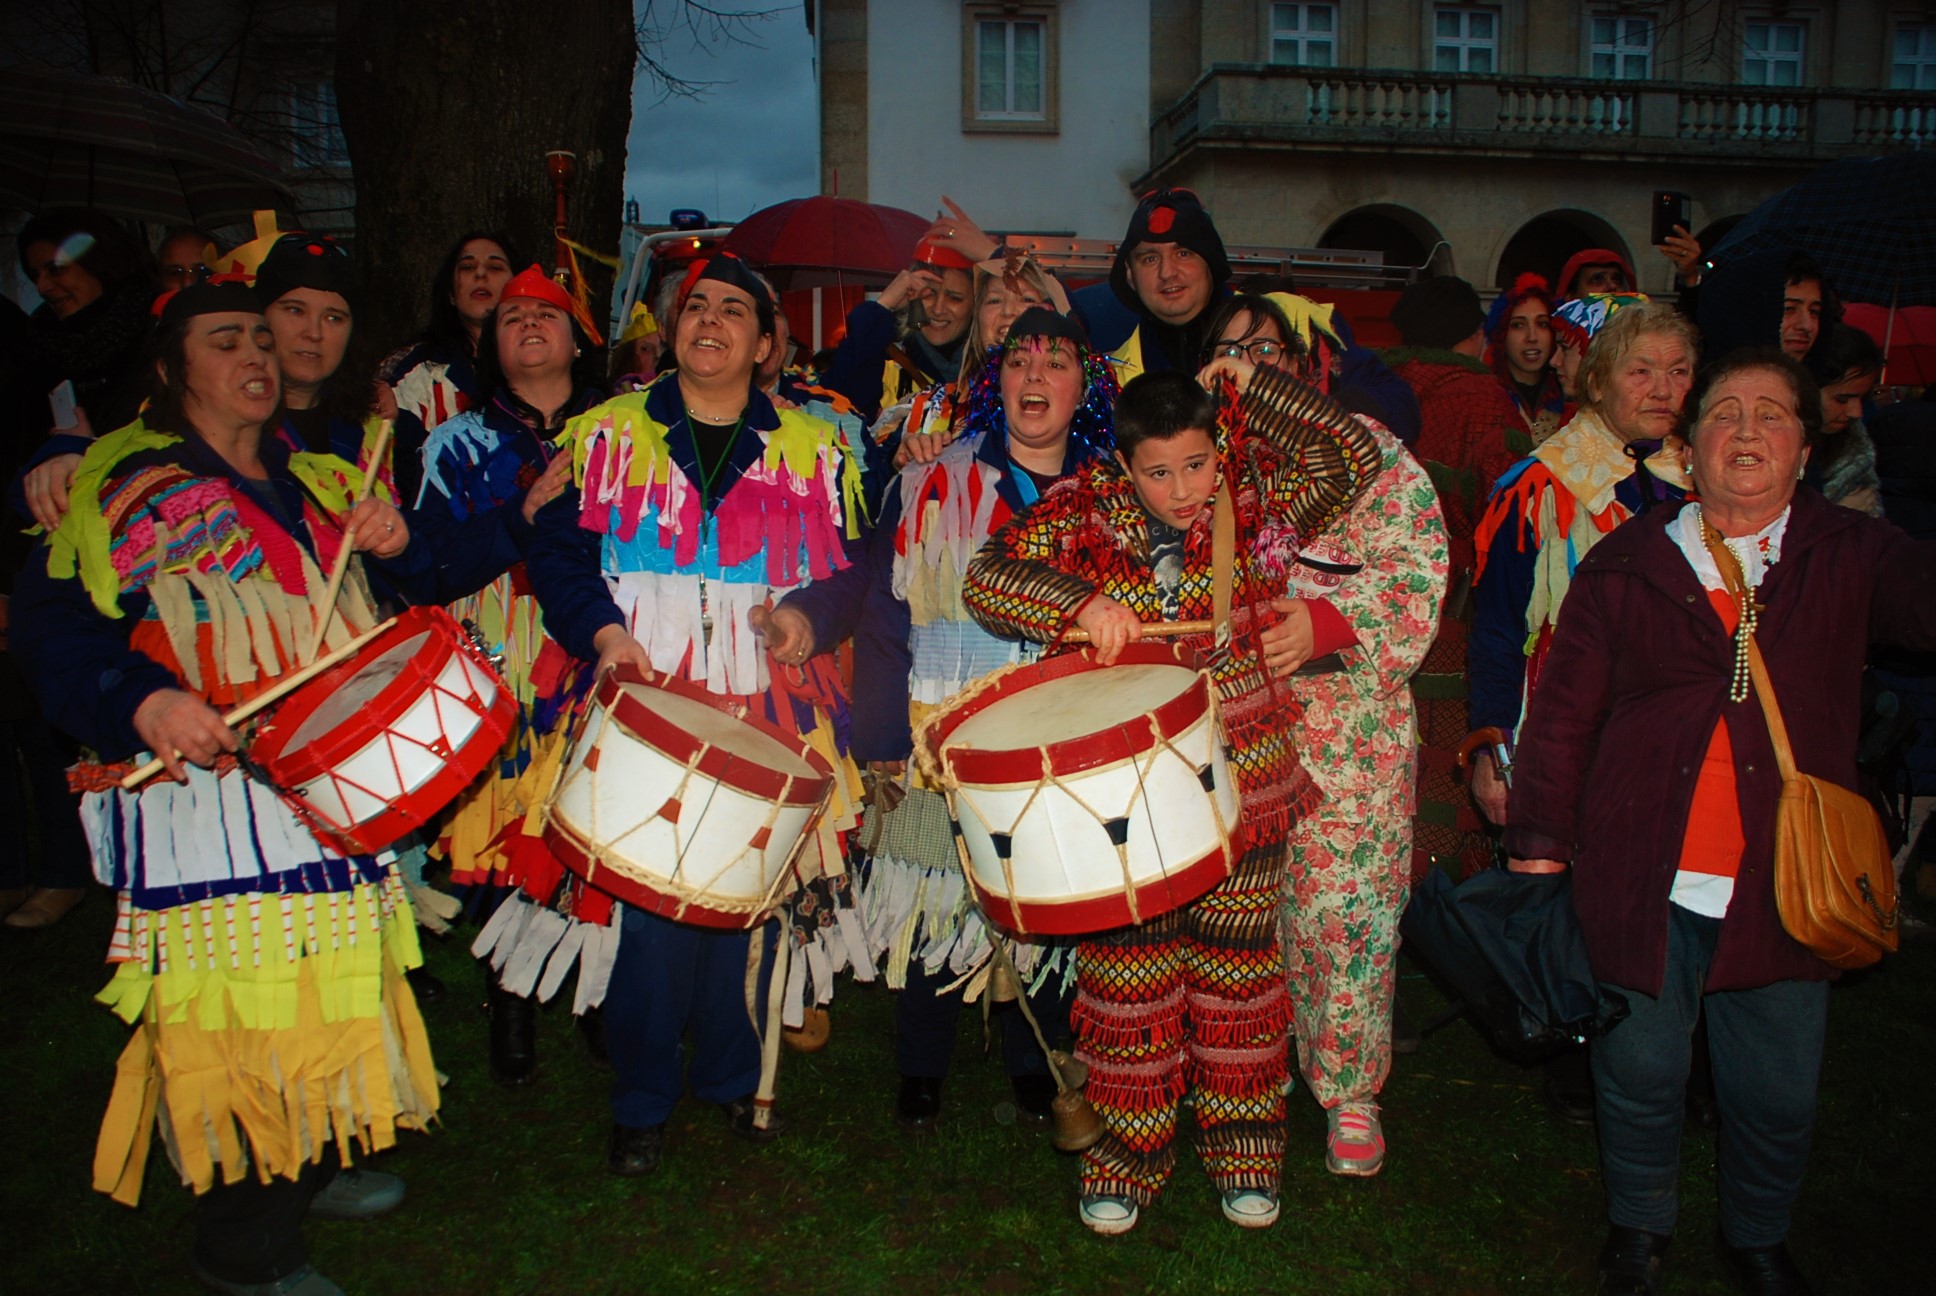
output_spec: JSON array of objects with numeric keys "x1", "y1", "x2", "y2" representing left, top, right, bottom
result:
[
  {"x1": 1010, "y1": 1074, "x2": 1055, "y2": 1131},
  {"x1": 486, "y1": 980, "x2": 537, "y2": 1087},
  {"x1": 578, "y1": 1006, "x2": 611, "y2": 1070},
  {"x1": 1597, "y1": 1226, "x2": 1671, "y2": 1296},
  {"x1": 1721, "y1": 1240, "x2": 1814, "y2": 1296},
  {"x1": 896, "y1": 1075, "x2": 943, "y2": 1131},
  {"x1": 405, "y1": 965, "x2": 446, "y2": 1003}
]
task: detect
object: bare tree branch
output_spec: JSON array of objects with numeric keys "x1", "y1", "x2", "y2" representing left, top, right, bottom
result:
[{"x1": 633, "y1": 0, "x2": 789, "y2": 102}]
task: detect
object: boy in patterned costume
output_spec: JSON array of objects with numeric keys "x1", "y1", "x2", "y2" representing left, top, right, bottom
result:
[{"x1": 962, "y1": 362, "x2": 1377, "y2": 1234}]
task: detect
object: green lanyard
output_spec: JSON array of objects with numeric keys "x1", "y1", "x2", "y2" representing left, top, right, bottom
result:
[{"x1": 686, "y1": 407, "x2": 745, "y2": 512}]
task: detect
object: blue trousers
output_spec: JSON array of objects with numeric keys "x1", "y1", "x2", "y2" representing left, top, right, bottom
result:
[
  {"x1": 604, "y1": 903, "x2": 772, "y2": 1129},
  {"x1": 1591, "y1": 903, "x2": 1829, "y2": 1248},
  {"x1": 895, "y1": 959, "x2": 1070, "y2": 1080}
]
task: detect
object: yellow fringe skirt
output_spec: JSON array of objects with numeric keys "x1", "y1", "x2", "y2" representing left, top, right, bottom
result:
[{"x1": 91, "y1": 875, "x2": 440, "y2": 1205}]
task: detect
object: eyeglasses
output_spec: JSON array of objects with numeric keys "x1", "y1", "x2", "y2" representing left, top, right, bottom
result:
[{"x1": 1208, "y1": 339, "x2": 1288, "y2": 363}]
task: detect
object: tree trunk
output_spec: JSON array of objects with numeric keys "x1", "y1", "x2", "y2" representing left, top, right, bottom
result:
[{"x1": 334, "y1": 0, "x2": 635, "y2": 358}]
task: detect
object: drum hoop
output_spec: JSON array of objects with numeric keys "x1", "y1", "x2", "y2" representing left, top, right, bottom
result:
[
  {"x1": 542, "y1": 773, "x2": 831, "y2": 931},
  {"x1": 966, "y1": 839, "x2": 1238, "y2": 937},
  {"x1": 929, "y1": 644, "x2": 1216, "y2": 786},
  {"x1": 591, "y1": 665, "x2": 833, "y2": 807},
  {"x1": 267, "y1": 662, "x2": 517, "y2": 855},
  {"x1": 249, "y1": 606, "x2": 468, "y2": 775},
  {"x1": 543, "y1": 813, "x2": 767, "y2": 930}
]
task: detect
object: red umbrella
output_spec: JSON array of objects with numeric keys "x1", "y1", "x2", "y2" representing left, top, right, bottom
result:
[
  {"x1": 721, "y1": 195, "x2": 931, "y2": 284},
  {"x1": 0, "y1": 66, "x2": 293, "y2": 227},
  {"x1": 1843, "y1": 303, "x2": 1936, "y2": 387}
]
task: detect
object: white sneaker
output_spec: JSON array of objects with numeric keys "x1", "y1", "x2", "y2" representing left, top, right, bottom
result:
[
  {"x1": 1221, "y1": 1188, "x2": 1281, "y2": 1228},
  {"x1": 1078, "y1": 1193, "x2": 1140, "y2": 1236}
]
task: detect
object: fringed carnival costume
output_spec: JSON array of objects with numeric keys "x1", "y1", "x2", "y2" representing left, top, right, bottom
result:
[
  {"x1": 415, "y1": 386, "x2": 619, "y2": 1011},
  {"x1": 1469, "y1": 404, "x2": 1690, "y2": 749},
  {"x1": 526, "y1": 370, "x2": 872, "y2": 1039},
  {"x1": 962, "y1": 365, "x2": 1379, "y2": 1208},
  {"x1": 19, "y1": 419, "x2": 440, "y2": 1206},
  {"x1": 783, "y1": 332, "x2": 1118, "y2": 1113}
]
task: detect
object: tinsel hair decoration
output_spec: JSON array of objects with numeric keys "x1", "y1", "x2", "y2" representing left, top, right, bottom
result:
[{"x1": 958, "y1": 337, "x2": 1120, "y2": 468}]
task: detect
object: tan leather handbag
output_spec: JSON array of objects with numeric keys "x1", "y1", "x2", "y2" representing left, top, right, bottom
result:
[{"x1": 1705, "y1": 522, "x2": 1899, "y2": 969}]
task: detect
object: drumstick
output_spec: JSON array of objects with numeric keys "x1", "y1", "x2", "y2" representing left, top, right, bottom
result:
[
  {"x1": 119, "y1": 616, "x2": 400, "y2": 790},
  {"x1": 1062, "y1": 618, "x2": 1214, "y2": 643},
  {"x1": 303, "y1": 419, "x2": 396, "y2": 663}
]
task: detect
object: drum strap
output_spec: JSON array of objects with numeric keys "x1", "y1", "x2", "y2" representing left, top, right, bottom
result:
[{"x1": 1211, "y1": 488, "x2": 1235, "y2": 649}]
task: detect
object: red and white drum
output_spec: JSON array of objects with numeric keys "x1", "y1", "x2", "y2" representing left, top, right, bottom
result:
[
  {"x1": 543, "y1": 666, "x2": 834, "y2": 929},
  {"x1": 248, "y1": 606, "x2": 516, "y2": 855},
  {"x1": 921, "y1": 641, "x2": 1244, "y2": 936}
]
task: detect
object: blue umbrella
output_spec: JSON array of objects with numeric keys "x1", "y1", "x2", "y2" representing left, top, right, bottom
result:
[{"x1": 1707, "y1": 152, "x2": 1936, "y2": 306}]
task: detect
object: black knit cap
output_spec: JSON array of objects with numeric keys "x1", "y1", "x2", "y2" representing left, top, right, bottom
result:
[
  {"x1": 255, "y1": 232, "x2": 360, "y2": 313},
  {"x1": 1004, "y1": 305, "x2": 1089, "y2": 352},
  {"x1": 1391, "y1": 275, "x2": 1485, "y2": 350},
  {"x1": 154, "y1": 274, "x2": 261, "y2": 325},
  {"x1": 1109, "y1": 187, "x2": 1232, "y2": 312},
  {"x1": 683, "y1": 250, "x2": 768, "y2": 305}
]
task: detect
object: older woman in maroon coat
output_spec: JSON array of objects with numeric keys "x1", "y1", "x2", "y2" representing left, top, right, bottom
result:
[{"x1": 1504, "y1": 349, "x2": 1936, "y2": 1296}]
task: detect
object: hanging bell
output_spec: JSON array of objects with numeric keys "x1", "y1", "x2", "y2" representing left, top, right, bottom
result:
[
  {"x1": 782, "y1": 1005, "x2": 831, "y2": 1054},
  {"x1": 987, "y1": 958, "x2": 1021, "y2": 1003},
  {"x1": 1051, "y1": 1088, "x2": 1106, "y2": 1153},
  {"x1": 1049, "y1": 1049, "x2": 1089, "y2": 1091}
]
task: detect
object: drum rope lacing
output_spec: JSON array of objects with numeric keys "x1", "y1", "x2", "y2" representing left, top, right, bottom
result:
[
  {"x1": 563, "y1": 675, "x2": 821, "y2": 927},
  {"x1": 932, "y1": 663, "x2": 1237, "y2": 934}
]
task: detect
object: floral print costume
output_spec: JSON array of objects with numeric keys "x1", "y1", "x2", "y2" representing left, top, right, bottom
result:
[{"x1": 1278, "y1": 424, "x2": 1449, "y2": 1108}]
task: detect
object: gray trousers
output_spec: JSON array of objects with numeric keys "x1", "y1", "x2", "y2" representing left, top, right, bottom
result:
[{"x1": 1591, "y1": 902, "x2": 1829, "y2": 1248}]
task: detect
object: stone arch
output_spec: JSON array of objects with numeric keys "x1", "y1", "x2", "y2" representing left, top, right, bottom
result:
[
  {"x1": 1317, "y1": 204, "x2": 1449, "y2": 276},
  {"x1": 1493, "y1": 209, "x2": 1635, "y2": 294}
]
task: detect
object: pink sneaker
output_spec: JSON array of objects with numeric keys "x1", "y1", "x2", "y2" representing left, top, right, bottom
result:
[{"x1": 1326, "y1": 1101, "x2": 1386, "y2": 1177}]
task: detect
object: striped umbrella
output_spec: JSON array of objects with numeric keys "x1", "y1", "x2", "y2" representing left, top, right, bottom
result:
[{"x1": 0, "y1": 67, "x2": 295, "y2": 227}]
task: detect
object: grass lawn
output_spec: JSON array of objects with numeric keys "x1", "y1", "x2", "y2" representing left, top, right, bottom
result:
[{"x1": 3, "y1": 892, "x2": 1932, "y2": 1296}]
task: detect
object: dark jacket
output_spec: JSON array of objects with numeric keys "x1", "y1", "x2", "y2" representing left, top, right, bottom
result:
[{"x1": 1503, "y1": 490, "x2": 1936, "y2": 994}]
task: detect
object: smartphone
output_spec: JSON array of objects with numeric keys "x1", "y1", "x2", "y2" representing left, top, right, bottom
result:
[
  {"x1": 1651, "y1": 191, "x2": 1692, "y2": 247},
  {"x1": 48, "y1": 379, "x2": 77, "y2": 430}
]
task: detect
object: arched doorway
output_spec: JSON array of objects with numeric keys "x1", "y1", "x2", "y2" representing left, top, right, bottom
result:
[
  {"x1": 1495, "y1": 210, "x2": 1633, "y2": 294},
  {"x1": 1318, "y1": 205, "x2": 1447, "y2": 275}
]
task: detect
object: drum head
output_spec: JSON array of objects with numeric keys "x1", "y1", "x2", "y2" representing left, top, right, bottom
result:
[
  {"x1": 948, "y1": 663, "x2": 1197, "y2": 753},
  {"x1": 619, "y1": 681, "x2": 820, "y2": 779},
  {"x1": 284, "y1": 632, "x2": 432, "y2": 750}
]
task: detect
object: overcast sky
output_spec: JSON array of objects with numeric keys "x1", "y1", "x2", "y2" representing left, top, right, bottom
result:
[{"x1": 625, "y1": 5, "x2": 819, "y2": 226}]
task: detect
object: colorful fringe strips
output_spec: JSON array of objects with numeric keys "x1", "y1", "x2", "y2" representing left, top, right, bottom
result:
[
  {"x1": 1074, "y1": 843, "x2": 1291, "y2": 1204},
  {"x1": 92, "y1": 875, "x2": 439, "y2": 1206}
]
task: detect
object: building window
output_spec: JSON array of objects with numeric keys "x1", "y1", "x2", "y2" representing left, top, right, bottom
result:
[
  {"x1": 1742, "y1": 20, "x2": 1805, "y2": 87},
  {"x1": 1270, "y1": 3, "x2": 1337, "y2": 68},
  {"x1": 1434, "y1": 7, "x2": 1498, "y2": 74},
  {"x1": 285, "y1": 82, "x2": 348, "y2": 168},
  {"x1": 1589, "y1": 16, "x2": 1653, "y2": 79},
  {"x1": 1894, "y1": 25, "x2": 1936, "y2": 89},
  {"x1": 963, "y1": 5, "x2": 1058, "y2": 133}
]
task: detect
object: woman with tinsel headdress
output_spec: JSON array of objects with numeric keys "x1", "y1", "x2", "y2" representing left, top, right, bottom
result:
[{"x1": 763, "y1": 304, "x2": 1116, "y2": 1133}]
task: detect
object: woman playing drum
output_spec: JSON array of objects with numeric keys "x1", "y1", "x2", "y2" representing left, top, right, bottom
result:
[
  {"x1": 962, "y1": 360, "x2": 1378, "y2": 1234},
  {"x1": 767, "y1": 304, "x2": 1115, "y2": 1130},
  {"x1": 11, "y1": 275, "x2": 439, "y2": 1294},
  {"x1": 524, "y1": 251, "x2": 867, "y2": 1177},
  {"x1": 414, "y1": 265, "x2": 607, "y2": 1085}
]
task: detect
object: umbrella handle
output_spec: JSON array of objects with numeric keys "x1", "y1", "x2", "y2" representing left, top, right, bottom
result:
[{"x1": 1457, "y1": 726, "x2": 1510, "y2": 773}]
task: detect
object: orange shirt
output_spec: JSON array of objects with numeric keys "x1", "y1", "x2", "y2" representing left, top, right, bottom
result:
[{"x1": 1675, "y1": 588, "x2": 1747, "y2": 882}]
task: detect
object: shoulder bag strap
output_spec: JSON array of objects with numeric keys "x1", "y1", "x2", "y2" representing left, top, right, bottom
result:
[{"x1": 1700, "y1": 516, "x2": 1800, "y2": 783}]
